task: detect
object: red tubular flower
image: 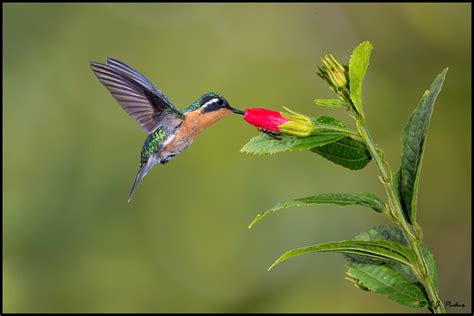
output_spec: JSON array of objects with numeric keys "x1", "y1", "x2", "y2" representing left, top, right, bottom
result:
[
  {"x1": 243, "y1": 107, "x2": 315, "y2": 137},
  {"x1": 243, "y1": 108, "x2": 289, "y2": 132}
]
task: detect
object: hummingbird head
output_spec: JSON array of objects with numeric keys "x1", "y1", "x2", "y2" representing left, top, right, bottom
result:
[
  {"x1": 198, "y1": 92, "x2": 244, "y2": 115},
  {"x1": 183, "y1": 92, "x2": 243, "y2": 136}
]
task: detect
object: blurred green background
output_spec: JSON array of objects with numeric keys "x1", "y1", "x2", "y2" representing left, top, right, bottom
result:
[{"x1": 3, "y1": 3, "x2": 471, "y2": 313}]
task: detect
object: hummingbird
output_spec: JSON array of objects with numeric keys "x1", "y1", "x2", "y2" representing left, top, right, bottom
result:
[{"x1": 90, "y1": 58, "x2": 244, "y2": 202}]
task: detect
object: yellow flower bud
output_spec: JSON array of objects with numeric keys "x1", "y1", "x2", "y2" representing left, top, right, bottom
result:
[
  {"x1": 321, "y1": 54, "x2": 348, "y2": 88},
  {"x1": 279, "y1": 107, "x2": 315, "y2": 137}
]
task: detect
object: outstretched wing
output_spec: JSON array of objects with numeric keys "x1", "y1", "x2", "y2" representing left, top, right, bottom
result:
[{"x1": 90, "y1": 58, "x2": 182, "y2": 134}]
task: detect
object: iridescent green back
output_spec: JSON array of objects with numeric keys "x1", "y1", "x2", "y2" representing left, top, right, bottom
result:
[{"x1": 140, "y1": 128, "x2": 165, "y2": 167}]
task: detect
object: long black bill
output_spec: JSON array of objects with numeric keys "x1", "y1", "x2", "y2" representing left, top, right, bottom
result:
[{"x1": 228, "y1": 105, "x2": 244, "y2": 115}]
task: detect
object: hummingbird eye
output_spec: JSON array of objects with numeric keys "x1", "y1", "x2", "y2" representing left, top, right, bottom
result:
[{"x1": 217, "y1": 99, "x2": 224, "y2": 106}]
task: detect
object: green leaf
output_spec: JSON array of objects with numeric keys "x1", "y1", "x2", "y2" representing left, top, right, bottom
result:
[
  {"x1": 345, "y1": 225, "x2": 430, "y2": 308},
  {"x1": 310, "y1": 115, "x2": 371, "y2": 169},
  {"x1": 397, "y1": 68, "x2": 448, "y2": 223},
  {"x1": 348, "y1": 41, "x2": 373, "y2": 114},
  {"x1": 314, "y1": 98, "x2": 346, "y2": 108},
  {"x1": 314, "y1": 115, "x2": 346, "y2": 127},
  {"x1": 348, "y1": 226, "x2": 417, "y2": 282},
  {"x1": 249, "y1": 192, "x2": 385, "y2": 229},
  {"x1": 268, "y1": 239, "x2": 416, "y2": 271},
  {"x1": 352, "y1": 224, "x2": 407, "y2": 245},
  {"x1": 420, "y1": 244, "x2": 439, "y2": 291},
  {"x1": 346, "y1": 261, "x2": 428, "y2": 308},
  {"x1": 240, "y1": 133, "x2": 344, "y2": 155},
  {"x1": 310, "y1": 137, "x2": 371, "y2": 170},
  {"x1": 393, "y1": 169, "x2": 402, "y2": 202},
  {"x1": 312, "y1": 116, "x2": 360, "y2": 134},
  {"x1": 288, "y1": 133, "x2": 344, "y2": 151}
]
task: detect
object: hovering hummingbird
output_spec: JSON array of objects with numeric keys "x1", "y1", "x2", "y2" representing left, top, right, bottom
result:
[{"x1": 90, "y1": 58, "x2": 244, "y2": 202}]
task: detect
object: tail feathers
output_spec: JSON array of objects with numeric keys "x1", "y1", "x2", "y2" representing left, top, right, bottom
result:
[{"x1": 128, "y1": 164, "x2": 152, "y2": 203}]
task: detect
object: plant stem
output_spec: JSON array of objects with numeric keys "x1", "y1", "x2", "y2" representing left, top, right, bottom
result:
[{"x1": 355, "y1": 118, "x2": 445, "y2": 313}]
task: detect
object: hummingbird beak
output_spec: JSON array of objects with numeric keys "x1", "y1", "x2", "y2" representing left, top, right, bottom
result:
[{"x1": 227, "y1": 105, "x2": 244, "y2": 115}]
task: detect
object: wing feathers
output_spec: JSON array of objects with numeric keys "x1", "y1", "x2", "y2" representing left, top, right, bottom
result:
[
  {"x1": 106, "y1": 57, "x2": 176, "y2": 109},
  {"x1": 90, "y1": 59, "x2": 181, "y2": 134}
]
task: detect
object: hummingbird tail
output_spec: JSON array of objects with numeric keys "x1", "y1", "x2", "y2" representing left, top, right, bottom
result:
[{"x1": 128, "y1": 166, "x2": 149, "y2": 203}]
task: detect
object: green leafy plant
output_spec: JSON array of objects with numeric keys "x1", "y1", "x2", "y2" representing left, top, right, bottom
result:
[{"x1": 241, "y1": 41, "x2": 447, "y2": 313}]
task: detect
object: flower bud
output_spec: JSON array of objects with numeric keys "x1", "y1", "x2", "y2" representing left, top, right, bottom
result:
[
  {"x1": 317, "y1": 54, "x2": 350, "y2": 102},
  {"x1": 243, "y1": 107, "x2": 315, "y2": 137},
  {"x1": 279, "y1": 107, "x2": 314, "y2": 137},
  {"x1": 243, "y1": 108, "x2": 289, "y2": 132}
]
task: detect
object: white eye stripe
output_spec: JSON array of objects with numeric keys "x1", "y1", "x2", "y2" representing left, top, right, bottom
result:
[{"x1": 201, "y1": 98, "x2": 219, "y2": 109}]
